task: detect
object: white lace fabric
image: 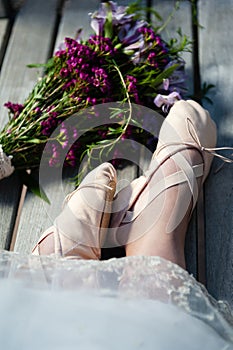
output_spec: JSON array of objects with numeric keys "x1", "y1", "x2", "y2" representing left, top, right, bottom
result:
[
  {"x1": 0, "y1": 145, "x2": 14, "y2": 180},
  {"x1": 0, "y1": 250, "x2": 233, "y2": 345}
]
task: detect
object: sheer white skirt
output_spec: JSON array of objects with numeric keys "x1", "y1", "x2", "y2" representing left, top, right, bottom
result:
[{"x1": 0, "y1": 250, "x2": 233, "y2": 349}]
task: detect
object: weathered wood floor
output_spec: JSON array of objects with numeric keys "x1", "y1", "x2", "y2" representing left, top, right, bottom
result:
[{"x1": 0, "y1": 0, "x2": 232, "y2": 306}]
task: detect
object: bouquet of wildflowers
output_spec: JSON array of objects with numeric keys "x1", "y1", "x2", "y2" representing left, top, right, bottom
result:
[{"x1": 0, "y1": 1, "x2": 190, "y2": 196}]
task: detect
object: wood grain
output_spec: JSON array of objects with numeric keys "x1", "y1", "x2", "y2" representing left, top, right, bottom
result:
[
  {"x1": 0, "y1": 18, "x2": 8, "y2": 49},
  {"x1": 54, "y1": 0, "x2": 100, "y2": 48},
  {"x1": 199, "y1": 0, "x2": 233, "y2": 306},
  {"x1": 0, "y1": 18, "x2": 20, "y2": 250},
  {"x1": 0, "y1": 0, "x2": 60, "y2": 251},
  {"x1": 0, "y1": 0, "x2": 6, "y2": 17}
]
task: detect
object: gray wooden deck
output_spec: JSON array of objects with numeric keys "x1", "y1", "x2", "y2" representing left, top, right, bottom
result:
[{"x1": 0, "y1": 0, "x2": 232, "y2": 306}]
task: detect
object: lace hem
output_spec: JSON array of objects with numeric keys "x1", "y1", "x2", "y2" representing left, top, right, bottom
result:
[{"x1": 0, "y1": 250, "x2": 233, "y2": 343}]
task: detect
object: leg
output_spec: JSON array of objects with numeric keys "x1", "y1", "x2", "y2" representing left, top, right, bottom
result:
[
  {"x1": 125, "y1": 149, "x2": 203, "y2": 269},
  {"x1": 111, "y1": 100, "x2": 217, "y2": 269}
]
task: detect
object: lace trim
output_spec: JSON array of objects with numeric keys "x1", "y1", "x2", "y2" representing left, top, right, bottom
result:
[
  {"x1": 0, "y1": 145, "x2": 14, "y2": 180},
  {"x1": 1, "y1": 251, "x2": 233, "y2": 342}
]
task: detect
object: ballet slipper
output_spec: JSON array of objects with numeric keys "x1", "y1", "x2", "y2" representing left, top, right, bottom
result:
[
  {"x1": 108, "y1": 100, "x2": 233, "y2": 246},
  {"x1": 152, "y1": 100, "x2": 217, "y2": 183},
  {"x1": 32, "y1": 162, "x2": 117, "y2": 259},
  {"x1": 124, "y1": 100, "x2": 217, "y2": 225}
]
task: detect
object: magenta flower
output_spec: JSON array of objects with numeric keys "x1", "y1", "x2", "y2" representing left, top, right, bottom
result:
[
  {"x1": 4, "y1": 102, "x2": 24, "y2": 119},
  {"x1": 64, "y1": 148, "x2": 77, "y2": 167},
  {"x1": 59, "y1": 123, "x2": 69, "y2": 149},
  {"x1": 48, "y1": 143, "x2": 60, "y2": 167},
  {"x1": 126, "y1": 75, "x2": 140, "y2": 104}
]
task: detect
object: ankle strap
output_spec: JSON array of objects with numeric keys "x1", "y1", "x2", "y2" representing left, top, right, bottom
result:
[
  {"x1": 64, "y1": 182, "x2": 114, "y2": 206},
  {"x1": 122, "y1": 158, "x2": 203, "y2": 224}
]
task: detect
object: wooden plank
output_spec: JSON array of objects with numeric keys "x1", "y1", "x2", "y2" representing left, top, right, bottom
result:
[
  {"x1": 0, "y1": 18, "x2": 8, "y2": 48},
  {"x1": 0, "y1": 174, "x2": 21, "y2": 250},
  {"x1": 0, "y1": 0, "x2": 24, "y2": 16},
  {"x1": 0, "y1": 0, "x2": 16, "y2": 18},
  {"x1": 0, "y1": 0, "x2": 6, "y2": 17},
  {"x1": 14, "y1": 0, "x2": 102, "y2": 254},
  {"x1": 0, "y1": 19, "x2": 20, "y2": 251},
  {"x1": 116, "y1": 0, "x2": 147, "y2": 6},
  {"x1": 0, "y1": 18, "x2": 8, "y2": 68},
  {"x1": 0, "y1": 0, "x2": 59, "y2": 123},
  {"x1": 198, "y1": 0, "x2": 233, "y2": 306},
  {"x1": 55, "y1": 0, "x2": 100, "y2": 47},
  {"x1": 0, "y1": 0, "x2": 60, "y2": 251}
]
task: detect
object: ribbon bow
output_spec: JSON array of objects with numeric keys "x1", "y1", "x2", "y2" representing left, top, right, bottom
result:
[{"x1": 187, "y1": 118, "x2": 233, "y2": 171}]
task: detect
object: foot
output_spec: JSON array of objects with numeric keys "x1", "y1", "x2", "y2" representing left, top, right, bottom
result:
[{"x1": 32, "y1": 162, "x2": 117, "y2": 260}]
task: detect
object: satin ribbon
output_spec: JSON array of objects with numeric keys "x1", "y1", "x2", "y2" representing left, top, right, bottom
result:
[{"x1": 187, "y1": 118, "x2": 233, "y2": 171}]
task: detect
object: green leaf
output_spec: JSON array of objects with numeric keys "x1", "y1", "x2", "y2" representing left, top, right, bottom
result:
[
  {"x1": 104, "y1": 3, "x2": 113, "y2": 38},
  {"x1": 27, "y1": 139, "x2": 42, "y2": 144},
  {"x1": 27, "y1": 57, "x2": 55, "y2": 70},
  {"x1": 150, "y1": 64, "x2": 179, "y2": 88},
  {"x1": 27, "y1": 63, "x2": 48, "y2": 69},
  {"x1": 18, "y1": 170, "x2": 50, "y2": 204},
  {"x1": 95, "y1": 139, "x2": 112, "y2": 145}
]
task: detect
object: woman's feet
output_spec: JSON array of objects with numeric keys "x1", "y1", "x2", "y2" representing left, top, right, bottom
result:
[{"x1": 32, "y1": 162, "x2": 117, "y2": 260}]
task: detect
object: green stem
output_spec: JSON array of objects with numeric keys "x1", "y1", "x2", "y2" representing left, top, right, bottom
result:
[{"x1": 87, "y1": 60, "x2": 133, "y2": 158}]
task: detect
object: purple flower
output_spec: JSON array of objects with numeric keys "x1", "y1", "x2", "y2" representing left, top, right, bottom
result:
[
  {"x1": 47, "y1": 143, "x2": 60, "y2": 167},
  {"x1": 118, "y1": 20, "x2": 146, "y2": 46},
  {"x1": 154, "y1": 91, "x2": 181, "y2": 113},
  {"x1": 34, "y1": 107, "x2": 42, "y2": 115},
  {"x1": 60, "y1": 67, "x2": 69, "y2": 78},
  {"x1": 126, "y1": 75, "x2": 140, "y2": 104},
  {"x1": 40, "y1": 106, "x2": 60, "y2": 136},
  {"x1": 59, "y1": 123, "x2": 69, "y2": 149},
  {"x1": 90, "y1": 1, "x2": 134, "y2": 37},
  {"x1": 65, "y1": 148, "x2": 76, "y2": 167},
  {"x1": 4, "y1": 102, "x2": 24, "y2": 118},
  {"x1": 72, "y1": 127, "x2": 78, "y2": 139},
  {"x1": 41, "y1": 117, "x2": 57, "y2": 136},
  {"x1": 162, "y1": 79, "x2": 170, "y2": 91},
  {"x1": 90, "y1": 14, "x2": 105, "y2": 37},
  {"x1": 86, "y1": 97, "x2": 97, "y2": 105},
  {"x1": 88, "y1": 35, "x2": 117, "y2": 55},
  {"x1": 121, "y1": 125, "x2": 134, "y2": 140},
  {"x1": 163, "y1": 59, "x2": 187, "y2": 94}
]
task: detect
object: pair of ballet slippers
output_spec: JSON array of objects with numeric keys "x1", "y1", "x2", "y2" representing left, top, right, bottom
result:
[{"x1": 32, "y1": 100, "x2": 218, "y2": 259}]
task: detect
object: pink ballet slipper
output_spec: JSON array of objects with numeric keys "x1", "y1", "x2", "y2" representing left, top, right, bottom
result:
[
  {"x1": 108, "y1": 100, "x2": 233, "y2": 246},
  {"x1": 32, "y1": 162, "x2": 117, "y2": 259}
]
